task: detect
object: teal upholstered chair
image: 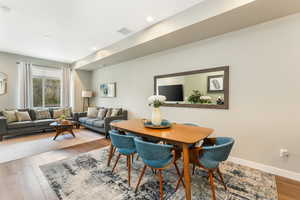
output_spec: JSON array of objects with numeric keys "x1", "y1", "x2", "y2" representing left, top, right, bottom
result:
[
  {"x1": 109, "y1": 131, "x2": 136, "y2": 186},
  {"x1": 134, "y1": 137, "x2": 184, "y2": 200},
  {"x1": 176, "y1": 137, "x2": 234, "y2": 200}
]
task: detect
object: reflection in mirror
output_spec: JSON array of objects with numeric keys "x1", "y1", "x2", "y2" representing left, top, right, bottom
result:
[
  {"x1": 154, "y1": 66, "x2": 229, "y2": 109},
  {"x1": 0, "y1": 72, "x2": 7, "y2": 95}
]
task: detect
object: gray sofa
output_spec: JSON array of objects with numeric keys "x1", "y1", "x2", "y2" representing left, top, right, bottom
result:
[
  {"x1": 78, "y1": 108, "x2": 127, "y2": 138},
  {"x1": 0, "y1": 108, "x2": 77, "y2": 141}
]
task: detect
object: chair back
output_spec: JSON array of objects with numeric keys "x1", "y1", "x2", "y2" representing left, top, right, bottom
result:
[
  {"x1": 202, "y1": 137, "x2": 234, "y2": 163},
  {"x1": 109, "y1": 131, "x2": 135, "y2": 150},
  {"x1": 183, "y1": 122, "x2": 199, "y2": 127},
  {"x1": 134, "y1": 137, "x2": 173, "y2": 162}
]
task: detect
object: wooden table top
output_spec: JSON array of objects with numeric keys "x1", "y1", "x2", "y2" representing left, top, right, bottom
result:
[
  {"x1": 50, "y1": 121, "x2": 73, "y2": 127},
  {"x1": 110, "y1": 119, "x2": 214, "y2": 144}
]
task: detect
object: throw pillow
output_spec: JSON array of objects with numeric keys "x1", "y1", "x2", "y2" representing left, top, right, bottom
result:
[
  {"x1": 87, "y1": 107, "x2": 98, "y2": 118},
  {"x1": 111, "y1": 108, "x2": 121, "y2": 117},
  {"x1": 97, "y1": 108, "x2": 107, "y2": 120},
  {"x1": 64, "y1": 108, "x2": 72, "y2": 118},
  {"x1": 16, "y1": 111, "x2": 32, "y2": 122},
  {"x1": 3, "y1": 110, "x2": 17, "y2": 123},
  {"x1": 105, "y1": 108, "x2": 112, "y2": 118},
  {"x1": 53, "y1": 109, "x2": 65, "y2": 119},
  {"x1": 35, "y1": 109, "x2": 51, "y2": 120}
]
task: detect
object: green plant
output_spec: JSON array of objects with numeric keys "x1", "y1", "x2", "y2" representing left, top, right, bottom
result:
[
  {"x1": 187, "y1": 90, "x2": 202, "y2": 104},
  {"x1": 59, "y1": 114, "x2": 66, "y2": 120}
]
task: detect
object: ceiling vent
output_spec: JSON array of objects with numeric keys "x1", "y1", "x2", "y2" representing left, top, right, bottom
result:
[{"x1": 117, "y1": 27, "x2": 132, "y2": 35}]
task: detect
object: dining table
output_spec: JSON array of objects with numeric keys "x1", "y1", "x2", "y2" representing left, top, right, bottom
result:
[{"x1": 109, "y1": 119, "x2": 214, "y2": 200}]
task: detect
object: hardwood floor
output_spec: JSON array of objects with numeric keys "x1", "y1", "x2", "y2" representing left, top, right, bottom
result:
[
  {"x1": 0, "y1": 128, "x2": 104, "y2": 163},
  {"x1": 0, "y1": 138, "x2": 299, "y2": 200}
]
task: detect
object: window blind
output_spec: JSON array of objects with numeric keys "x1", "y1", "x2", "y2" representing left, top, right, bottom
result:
[{"x1": 31, "y1": 65, "x2": 62, "y2": 79}]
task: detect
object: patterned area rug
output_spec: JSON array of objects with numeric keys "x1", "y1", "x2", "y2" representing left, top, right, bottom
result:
[{"x1": 40, "y1": 147, "x2": 278, "y2": 200}]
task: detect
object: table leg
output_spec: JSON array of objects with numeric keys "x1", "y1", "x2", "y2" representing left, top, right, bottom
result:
[
  {"x1": 69, "y1": 128, "x2": 76, "y2": 138},
  {"x1": 182, "y1": 143, "x2": 192, "y2": 200},
  {"x1": 53, "y1": 128, "x2": 61, "y2": 140}
]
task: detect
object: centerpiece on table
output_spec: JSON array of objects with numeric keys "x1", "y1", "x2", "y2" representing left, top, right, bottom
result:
[{"x1": 148, "y1": 95, "x2": 166, "y2": 126}]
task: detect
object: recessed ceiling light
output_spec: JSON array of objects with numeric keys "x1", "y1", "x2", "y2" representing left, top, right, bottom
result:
[
  {"x1": 91, "y1": 47, "x2": 98, "y2": 51},
  {"x1": 43, "y1": 34, "x2": 51, "y2": 39},
  {"x1": 117, "y1": 27, "x2": 132, "y2": 35},
  {"x1": 146, "y1": 16, "x2": 154, "y2": 23}
]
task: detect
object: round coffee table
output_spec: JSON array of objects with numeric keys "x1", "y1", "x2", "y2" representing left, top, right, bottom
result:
[{"x1": 50, "y1": 121, "x2": 75, "y2": 140}]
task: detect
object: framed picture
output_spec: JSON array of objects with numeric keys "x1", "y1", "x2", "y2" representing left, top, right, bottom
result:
[
  {"x1": 207, "y1": 75, "x2": 224, "y2": 92},
  {"x1": 100, "y1": 82, "x2": 116, "y2": 98}
]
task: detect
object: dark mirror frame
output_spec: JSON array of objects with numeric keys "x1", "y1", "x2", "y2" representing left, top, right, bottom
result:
[{"x1": 154, "y1": 66, "x2": 229, "y2": 109}]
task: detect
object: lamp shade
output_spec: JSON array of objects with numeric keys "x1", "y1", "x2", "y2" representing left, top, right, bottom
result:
[{"x1": 82, "y1": 90, "x2": 93, "y2": 98}]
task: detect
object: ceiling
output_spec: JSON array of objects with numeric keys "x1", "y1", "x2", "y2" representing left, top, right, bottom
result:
[{"x1": 0, "y1": 0, "x2": 205, "y2": 63}]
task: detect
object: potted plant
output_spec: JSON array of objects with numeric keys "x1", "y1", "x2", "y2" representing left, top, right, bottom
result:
[
  {"x1": 187, "y1": 90, "x2": 202, "y2": 104},
  {"x1": 148, "y1": 95, "x2": 166, "y2": 126}
]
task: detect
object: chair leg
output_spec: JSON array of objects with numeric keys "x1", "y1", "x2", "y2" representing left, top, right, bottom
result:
[
  {"x1": 192, "y1": 164, "x2": 196, "y2": 175},
  {"x1": 174, "y1": 162, "x2": 185, "y2": 188},
  {"x1": 217, "y1": 168, "x2": 227, "y2": 190},
  {"x1": 112, "y1": 153, "x2": 121, "y2": 173},
  {"x1": 208, "y1": 171, "x2": 216, "y2": 200},
  {"x1": 158, "y1": 169, "x2": 164, "y2": 200},
  {"x1": 135, "y1": 165, "x2": 147, "y2": 193},
  {"x1": 107, "y1": 144, "x2": 115, "y2": 167},
  {"x1": 175, "y1": 169, "x2": 184, "y2": 192},
  {"x1": 127, "y1": 155, "x2": 131, "y2": 186}
]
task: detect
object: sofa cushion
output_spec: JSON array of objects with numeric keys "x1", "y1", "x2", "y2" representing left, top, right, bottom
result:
[
  {"x1": 3, "y1": 110, "x2": 18, "y2": 123},
  {"x1": 85, "y1": 118, "x2": 98, "y2": 126},
  {"x1": 105, "y1": 108, "x2": 112, "y2": 117},
  {"x1": 87, "y1": 107, "x2": 98, "y2": 118},
  {"x1": 53, "y1": 109, "x2": 64, "y2": 119},
  {"x1": 79, "y1": 117, "x2": 88, "y2": 123},
  {"x1": 16, "y1": 111, "x2": 32, "y2": 122},
  {"x1": 34, "y1": 119, "x2": 55, "y2": 127},
  {"x1": 93, "y1": 120, "x2": 104, "y2": 128},
  {"x1": 97, "y1": 108, "x2": 107, "y2": 120},
  {"x1": 7, "y1": 121, "x2": 35, "y2": 129},
  {"x1": 35, "y1": 109, "x2": 51, "y2": 120},
  {"x1": 64, "y1": 108, "x2": 72, "y2": 118},
  {"x1": 111, "y1": 108, "x2": 122, "y2": 117}
]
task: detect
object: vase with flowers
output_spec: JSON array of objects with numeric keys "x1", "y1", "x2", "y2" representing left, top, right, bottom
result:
[{"x1": 148, "y1": 95, "x2": 166, "y2": 126}]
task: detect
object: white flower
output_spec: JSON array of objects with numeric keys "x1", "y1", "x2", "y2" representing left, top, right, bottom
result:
[
  {"x1": 200, "y1": 96, "x2": 212, "y2": 100},
  {"x1": 148, "y1": 95, "x2": 166, "y2": 103}
]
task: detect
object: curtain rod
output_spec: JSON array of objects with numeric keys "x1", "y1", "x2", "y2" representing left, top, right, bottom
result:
[{"x1": 16, "y1": 62, "x2": 70, "y2": 69}]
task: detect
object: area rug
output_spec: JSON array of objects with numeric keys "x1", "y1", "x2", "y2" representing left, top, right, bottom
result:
[
  {"x1": 40, "y1": 147, "x2": 278, "y2": 200},
  {"x1": 0, "y1": 128, "x2": 104, "y2": 163}
]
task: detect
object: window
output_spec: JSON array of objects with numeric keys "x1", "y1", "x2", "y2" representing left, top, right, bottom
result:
[{"x1": 32, "y1": 66, "x2": 62, "y2": 107}]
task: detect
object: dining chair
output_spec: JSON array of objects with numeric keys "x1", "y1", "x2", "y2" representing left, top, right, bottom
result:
[
  {"x1": 134, "y1": 137, "x2": 185, "y2": 200},
  {"x1": 176, "y1": 137, "x2": 234, "y2": 200},
  {"x1": 109, "y1": 131, "x2": 136, "y2": 186}
]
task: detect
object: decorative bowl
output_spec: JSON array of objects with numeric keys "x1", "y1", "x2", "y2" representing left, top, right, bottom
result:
[{"x1": 143, "y1": 119, "x2": 172, "y2": 129}]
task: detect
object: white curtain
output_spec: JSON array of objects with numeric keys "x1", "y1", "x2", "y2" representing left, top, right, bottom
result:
[
  {"x1": 18, "y1": 62, "x2": 32, "y2": 108},
  {"x1": 61, "y1": 66, "x2": 71, "y2": 107}
]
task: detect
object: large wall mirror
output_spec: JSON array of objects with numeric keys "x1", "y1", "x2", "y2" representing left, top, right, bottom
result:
[
  {"x1": 154, "y1": 66, "x2": 229, "y2": 109},
  {"x1": 0, "y1": 72, "x2": 7, "y2": 95}
]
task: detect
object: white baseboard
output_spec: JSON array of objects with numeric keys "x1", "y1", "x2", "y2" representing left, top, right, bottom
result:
[{"x1": 228, "y1": 156, "x2": 300, "y2": 182}]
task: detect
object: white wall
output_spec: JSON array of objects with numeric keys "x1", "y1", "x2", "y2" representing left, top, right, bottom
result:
[
  {"x1": 71, "y1": 70, "x2": 92, "y2": 112},
  {"x1": 0, "y1": 52, "x2": 68, "y2": 110},
  {"x1": 91, "y1": 13, "x2": 300, "y2": 173}
]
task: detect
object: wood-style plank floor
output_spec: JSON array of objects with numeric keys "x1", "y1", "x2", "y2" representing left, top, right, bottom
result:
[{"x1": 0, "y1": 137, "x2": 299, "y2": 200}]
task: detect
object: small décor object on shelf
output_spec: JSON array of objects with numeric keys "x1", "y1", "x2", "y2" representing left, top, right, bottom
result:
[
  {"x1": 199, "y1": 96, "x2": 212, "y2": 104},
  {"x1": 148, "y1": 95, "x2": 166, "y2": 126},
  {"x1": 216, "y1": 96, "x2": 224, "y2": 105},
  {"x1": 187, "y1": 90, "x2": 202, "y2": 104}
]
